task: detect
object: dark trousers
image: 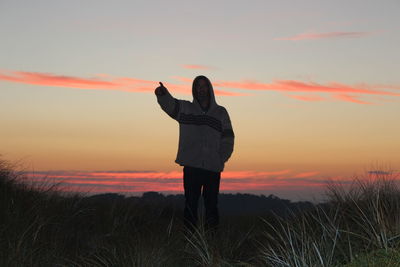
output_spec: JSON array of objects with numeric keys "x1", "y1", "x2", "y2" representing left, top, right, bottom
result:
[{"x1": 183, "y1": 166, "x2": 221, "y2": 232}]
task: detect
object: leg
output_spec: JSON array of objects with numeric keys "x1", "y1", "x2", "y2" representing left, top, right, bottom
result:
[
  {"x1": 202, "y1": 169, "x2": 221, "y2": 232},
  {"x1": 183, "y1": 166, "x2": 202, "y2": 232}
]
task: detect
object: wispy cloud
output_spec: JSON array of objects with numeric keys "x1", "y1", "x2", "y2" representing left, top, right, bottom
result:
[
  {"x1": 209, "y1": 79, "x2": 400, "y2": 104},
  {"x1": 0, "y1": 70, "x2": 246, "y2": 96},
  {"x1": 332, "y1": 94, "x2": 373, "y2": 104},
  {"x1": 286, "y1": 94, "x2": 326, "y2": 102},
  {"x1": 2, "y1": 70, "x2": 399, "y2": 104},
  {"x1": 182, "y1": 64, "x2": 213, "y2": 70},
  {"x1": 0, "y1": 70, "x2": 153, "y2": 92},
  {"x1": 212, "y1": 80, "x2": 399, "y2": 96},
  {"x1": 275, "y1": 31, "x2": 374, "y2": 41},
  {"x1": 173, "y1": 76, "x2": 400, "y2": 104}
]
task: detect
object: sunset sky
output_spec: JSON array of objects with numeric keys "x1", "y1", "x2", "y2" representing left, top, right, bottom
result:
[{"x1": 1, "y1": 0, "x2": 399, "y2": 201}]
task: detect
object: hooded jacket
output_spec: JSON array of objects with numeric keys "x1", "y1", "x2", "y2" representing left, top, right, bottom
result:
[{"x1": 156, "y1": 75, "x2": 234, "y2": 172}]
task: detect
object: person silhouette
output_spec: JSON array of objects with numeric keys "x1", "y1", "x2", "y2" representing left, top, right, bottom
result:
[{"x1": 155, "y1": 75, "x2": 235, "y2": 233}]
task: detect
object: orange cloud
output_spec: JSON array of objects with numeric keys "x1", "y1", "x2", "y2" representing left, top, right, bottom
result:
[
  {"x1": 0, "y1": 70, "x2": 145, "y2": 91},
  {"x1": 3, "y1": 70, "x2": 399, "y2": 104},
  {"x1": 169, "y1": 76, "x2": 251, "y2": 96},
  {"x1": 173, "y1": 76, "x2": 400, "y2": 104},
  {"x1": 0, "y1": 70, "x2": 244, "y2": 96},
  {"x1": 286, "y1": 94, "x2": 326, "y2": 102},
  {"x1": 214, "y1": 89, "x2": 251, "y2": 96},
  {"x1": 275, "y1": 31, "x2": 374, "y2": 41},
  {"x1": 210, "y1": 79, "x2": 400, "y2": 104},
  {"x1": 182, "y1": 64, "x2": 212, "y2": 70},
  {"x1": 213, "y1": 79, "x2": 399, "y2": 96},
  {"x1": 332, "y1": 94, "x2": 373, "y2": 104},
  {"x1": 223, "y1": 170, "x2": 292, "y2": 179}
]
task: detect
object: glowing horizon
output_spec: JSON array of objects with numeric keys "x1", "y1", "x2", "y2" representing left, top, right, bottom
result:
[{"x1": 16, "y1": 169, "x2": 400, "y2": 201}]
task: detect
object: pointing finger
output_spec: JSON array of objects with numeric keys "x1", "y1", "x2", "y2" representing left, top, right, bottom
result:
[{"x1": 159, "y1": 82, "x2": 164, "y2": 87}]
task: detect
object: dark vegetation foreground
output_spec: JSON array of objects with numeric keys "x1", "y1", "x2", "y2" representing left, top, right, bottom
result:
[{"x1": 1, "y1": 158, "x2": 400, "y2": 266}]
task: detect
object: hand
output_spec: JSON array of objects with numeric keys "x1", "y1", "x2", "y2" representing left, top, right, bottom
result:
[{"x1": 155, "y1": 82, "x2": 167, "y2": 96}]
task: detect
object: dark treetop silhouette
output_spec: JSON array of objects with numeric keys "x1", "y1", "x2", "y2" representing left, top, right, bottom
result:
[{"x1": 155, "y1": 75, "x2": 235, "y2": 232}]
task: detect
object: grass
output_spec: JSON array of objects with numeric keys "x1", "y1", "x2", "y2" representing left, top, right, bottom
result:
[
  {"x1": 1, "y1": 158, "x2": 400, "y2": 266},
  {"x1": 343, "y1": 248, "x2": 400, "y2": 266},
  {"x1": 257, "y1": 170, "x2": 400, "y2": 267}
]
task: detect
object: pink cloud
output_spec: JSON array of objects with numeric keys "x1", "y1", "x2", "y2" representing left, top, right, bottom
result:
[
  {"x1": 275, "y1": 31, "x2": 374, "y2": 41},
  {"x1": 332, "y1": 94, "x2": 373, "y2": 104},
  {"x1": 286, "y1": 94, "x2": 326, "y2": 102},
  {"x1": 182, "y1": 64, "x2": 213, "y2": 70},
  {"x1": 213, "y1": 79, "x2": 400, "y2": 96},
  {"x1": 169, "y1": 76, "x2": 251, "y2": 96},
  {"x1": 214, "y1": 89, "x2": 251, "y2": 96},
  {"x1": 223, "y1": 170, "x2": 292, "y2": 179},
  {"x1": 0, "y1": 71, "x2": 119, "y2": 89},
  {"x1": 23, "y1": 169, "x2": 339, "y2": 197},
  {"x1": 209, "y1": 78, "x2": 400, "y2": 104},
  {"x1": 2, "y1": 70, "x2": 399, "y2": 104},
  {"x1": 0, "y1": 70, "x2": 244, "y2": 96}
]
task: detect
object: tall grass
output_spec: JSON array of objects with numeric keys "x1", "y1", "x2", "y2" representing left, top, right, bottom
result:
[
  {"x1": 2, "y1": 157, "x2": 400, "y2": 266},
  {"x1": 258, "y1": 169, "x2": 400, "y2": 266},
  {"x1": 0, "y1": 158, "x2": 260, "y2": 266}
]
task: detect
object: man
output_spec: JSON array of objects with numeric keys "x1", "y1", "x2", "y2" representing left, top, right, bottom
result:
[{"x1": 154, "y1": 75, "x2": 235, "y2": 232}]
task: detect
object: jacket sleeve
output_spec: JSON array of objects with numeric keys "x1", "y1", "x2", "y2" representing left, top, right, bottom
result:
[
  {"x1": 156, "y1": 89, "x2": 180, "y2": 121},
  {"x1": 220, "y1": 108, "x2": 235, "y2": 163}
]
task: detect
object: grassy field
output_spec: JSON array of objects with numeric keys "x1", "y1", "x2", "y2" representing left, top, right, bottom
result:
[{"x1": 1, "y1": 158, "x2": 400, "y2": 266}]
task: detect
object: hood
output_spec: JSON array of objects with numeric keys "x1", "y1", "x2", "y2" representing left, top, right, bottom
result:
[{"x1": 192, "y1": 75, "x2": 217, "y2": 113}]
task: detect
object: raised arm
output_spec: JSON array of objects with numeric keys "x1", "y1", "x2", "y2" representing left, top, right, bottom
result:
[
  {"x1": 155, "y1": 82, "x2": 180, "y2": 120},
  {"x1": 220, "y1": 108, "x2": 235, "y2": 163}
]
